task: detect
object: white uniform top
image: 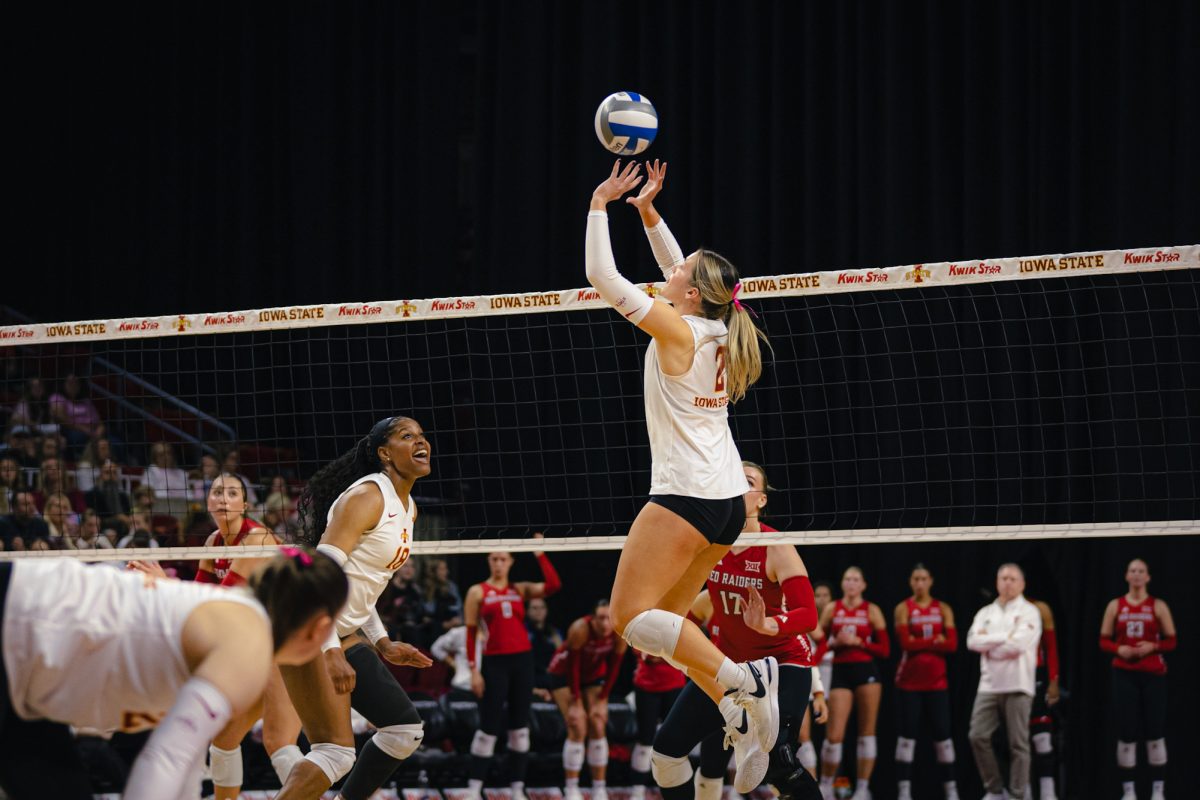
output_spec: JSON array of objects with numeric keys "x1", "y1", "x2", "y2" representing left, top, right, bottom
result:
[
  {"x1": 644, "y1": 315, "x2": 749, "y2": 499},
  {"x1": 2, "y1": 558, "x2": 266, "y2": 732},
  {"x1": 330, "y1": 473, "x2": 416, "y2": 638}
]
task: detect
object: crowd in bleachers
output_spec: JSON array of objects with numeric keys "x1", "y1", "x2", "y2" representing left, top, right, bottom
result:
[{"x1": 0, "y1": 375, "x2": 295, "y2": 558}]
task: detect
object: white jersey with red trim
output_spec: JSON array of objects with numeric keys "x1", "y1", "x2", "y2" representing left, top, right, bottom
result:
[
  {"x1": 644, "y1": 315, "x2": 748, "y2": 499},
  {"x1": 329, "y1": 473, "x2": 416, "y2": 637},
  {"x1": 2, "y1": 558, "x2": 265, "y2": 732}
]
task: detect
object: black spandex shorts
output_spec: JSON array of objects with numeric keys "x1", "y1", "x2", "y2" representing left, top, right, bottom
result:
[
  {"x1": 831, "y1": 660, "x2": 881, "y2": 691},
  {"x1": 1111, "y1": 668, "x2": 1167, "y2": 741},
  {"x1": 547, "y1": 672, "x2": 605, "y2": 692},
  {"x1": 895, "y1": 688, "x2": 952, "y2": 741},
  {"x1": 648, "y1": 495, "x2": 744, "y2": 546}
]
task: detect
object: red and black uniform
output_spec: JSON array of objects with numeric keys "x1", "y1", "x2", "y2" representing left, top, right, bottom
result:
[
  {"x1": 195, "y1": 516, "x2": 263, "y2": 587},
  {"x1": 466, "y1": 553, "x2": 561, "y2": 788},
  {"x1": 827, "y1": 599, "x2": 889, "y2": 690},
  {"x1": 654, "y1": 543, "x2": 821, "y2": 795},
  {"x1": 1101, "y1": 595, "x2": 1175, "y2": 745},
  {"x1": 894, "y1": 597, "x2": 956, "y2": 781},
  {"x1": 548, "y1": 617, "x2": 622, "y2": 699}
]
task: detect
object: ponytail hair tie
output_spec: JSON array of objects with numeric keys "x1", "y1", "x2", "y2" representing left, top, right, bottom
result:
[
  {"x1": 730, "y1": 281, "x2": 757, "y2": 317},
  {"x1": 281, "y1": 546, "x2": 313, "y2": 566}
]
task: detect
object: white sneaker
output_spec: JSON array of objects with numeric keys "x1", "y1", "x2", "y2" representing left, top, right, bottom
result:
[
  {"x1": 512, "y1": 791, "x2": 529, "y2": 800},
  {"x1": 592, "y1": 789, "x2": 609, "y2": 800},
  {"x1": 850, "y1": 786, "x2": 872, "y2": 800},
  {"x1": 897, "y1": 785, "x2": 913, "y2": 800},
  {"x1": 726, "y1": 710, "x2": 769, "y2": 794},
  {"x1": 727, "y1": 656, "x2": 780, "y2": 752},
  {"x1": 1149, "y1": 791, "x2": 1164, "y2": 800},
  {"x1": 564, "y1": 788, "x2": 584, "y2": 800}
]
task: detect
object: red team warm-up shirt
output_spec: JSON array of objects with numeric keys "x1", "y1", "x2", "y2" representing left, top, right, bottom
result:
[
  {"x1": 828, "y1": 600, "x2": 883, "y2": 664},
  {"x1": 706, "y1": 542, "x2": 814, "y2": 667},
  {"x1": 1111, "y1": 595, "x2": 1167, "y2": 675},
  {"x1": 477, "y1": 581, "x2": 532, "y2": 656},
  {"x1": 895, "y1": 597, "x2": 955, "y2": 691},
  {"x1": 633, "y1": 650, "x2": 687, "y2": 692},
  {"x1": 548, "y1": 615, "x2": 619, "y2": 684}
]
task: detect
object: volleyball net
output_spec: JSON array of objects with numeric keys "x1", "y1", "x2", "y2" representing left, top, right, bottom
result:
[{"x1": 1, "y1": 244, "x2": 1197, "y2": 562}]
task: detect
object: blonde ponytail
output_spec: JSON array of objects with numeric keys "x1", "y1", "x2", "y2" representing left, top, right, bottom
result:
[{"x1": 692, "y1": 249, "x2": 770, "y2": 403}]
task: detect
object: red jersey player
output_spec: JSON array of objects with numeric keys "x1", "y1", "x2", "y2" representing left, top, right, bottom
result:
[
  {"x1": 463, "y1": 539, "x2": 561, "y2": 800},
  {"x1": 547, "y1": 601, "x2": 627, "y2": 800},
  {"x1": 1100, "y1": 558, "x2": 1178, "y2": 800},
  {"x1": 892, "y1": 564, "x2": 958, "y2": 800}
]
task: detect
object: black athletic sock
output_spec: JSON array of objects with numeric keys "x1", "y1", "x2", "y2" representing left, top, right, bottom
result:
[
  {"x1": 660, "y1": 780, "x2": 695, "y2": 800},
  {"x1": 508, "y1": 749, "x2": 530, "y2": 783},
  {"x1": 339, "y1": 739, "x2": 403, "y2": 800}
]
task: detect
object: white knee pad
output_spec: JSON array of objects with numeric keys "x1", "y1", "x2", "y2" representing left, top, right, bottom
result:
[
  {"x1": 587, "y1": 738, "x2": 609, "y2": 768},
  {"x1": 622, "y1": 610, "x2": 683, "y2": 660},
  {"x1": 857, "y1": 735, "x2": 877, "y2": 760},
  {"x1": 1117, "y1": 741, "x2": 1137, "y2": 769},
  {"x1": 797, "y1": 741, "x2": 817, "y2": 770},
  {"x1": 563, "y1": 739, "x2": 585, "y2": 771},
  {"x1": 631, "y1": 743, "x2": 653, "y2": 773},
  {"x1": 1147, "y1": 738, "x2": 1167, "y2": 766},
  {"x1": 695, "y1": 771, "x2": 724, "y2": 800},
  {"x1": 651, "y1": 750, "x2": 693, "y2": 788},
  {"x1": 934, "y1": 739, "x2": 955, "y2": 765},
  {"x1": 507, "y1": 727, "x2": 531, "y2": 754},
  {"x1": 208, "y1": 744, "x2": 243, "y2": 787},
  {"x1": 1032, "y1": 731, "x2": 1053, "y2": 755},
  {"x1": 305, "y1": 742, "x2": 356, "y2": 784},
  {"x1": 270, "y1": 744, "x2": 304, "y2": 784},
  {"x1": 374, "y1": 723, "x2": 424, "y2": 760},
  {"x1": 821, "y1": 740, "x2": 843, "y2": 766},
  {"x1": 894, "y1": 737, "x2": 915, "y2": 764},
  {"x1": 471, "y1": 730, "x2": 498, "y2": 758}
]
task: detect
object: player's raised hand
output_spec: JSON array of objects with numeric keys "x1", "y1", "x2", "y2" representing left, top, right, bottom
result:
[
  {"x1": 593, "y1": 160, "x2": 642, "y2": 205},
  {"x1": 626, "y1": 159, "x2": 667, "y2": 211}
]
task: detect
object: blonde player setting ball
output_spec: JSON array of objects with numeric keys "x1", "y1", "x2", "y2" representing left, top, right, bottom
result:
[
  {"x1": 0, "y1": 547, "x2": 347, "y2": 799},
  {"x1": 276, "y1": 415, "x2": 434, "y2": 800},
  {"x1": 585, "y1": 159, "x2": 776, "y2": 791}
]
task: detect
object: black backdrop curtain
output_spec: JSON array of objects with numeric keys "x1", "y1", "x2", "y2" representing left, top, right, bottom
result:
[{"x1": 8, "y1": 1, "x2": 1199, "y2": 797}]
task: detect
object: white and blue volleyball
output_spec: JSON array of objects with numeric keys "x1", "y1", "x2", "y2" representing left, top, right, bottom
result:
[{"x1": 594, "y1": 91, "x2": 658, "y2": 155}]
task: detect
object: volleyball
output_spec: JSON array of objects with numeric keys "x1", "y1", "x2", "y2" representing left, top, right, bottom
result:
[{"x1": 594, "y1": 91, "x2": 658, "y2": 155}]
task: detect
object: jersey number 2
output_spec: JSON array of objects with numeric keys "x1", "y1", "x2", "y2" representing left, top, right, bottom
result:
[{"x1": 714, "y1": 345, "x2": 728, "y2": 393}]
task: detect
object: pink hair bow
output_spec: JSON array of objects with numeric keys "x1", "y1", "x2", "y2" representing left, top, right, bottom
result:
[
  {"x1": 281, "y1": 546, "x2": 313, "y2": 566},
  {"x1": 731, "y1": 281, "x2": 757, "y2": 317}
]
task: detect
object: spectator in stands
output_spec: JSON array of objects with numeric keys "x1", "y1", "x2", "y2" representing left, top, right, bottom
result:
[
  {"x1": 76, "y1": 436, "x2": 113, "y2": 492},
  {"x1": 38, "y1": 433, "x2": 64, "y2": 462},
  {"x1": 116, "y1": 511, "x2": 159, "y2": 550},
  {"x1": 48, "y1": 373, "x2": 106, "y2": 456},
  {"x1": 34, "y1": 457, "x2": 86, "y2": 513},
  {"x1": 192, "y1": 452, "x2": 221, "y2": 498},
  {"x1": 42, "y1": 492, "x2": 79, "y2": 546},
  {"x1": 423, "y1": 557, "x2": 464, "y2": 639},
  {"x1": 84, "y1": 459, "x2": 132, "y2": 533},
  {"x1": 3, "y1": 428, "x2": 40, "y2": 469},
  {"x1": 144, "y1": 442, "x2": 190, "y2": 501},
  {"x1": 0, "y1": 455, "x2": 21, "y2": 515},
  {"x1": 131, "y1": 484, "x2": 156, "y2": 517},
  {"x1": 379, "y1": 560, "x2": 431, "y2": 648},
  {"x1": 71, "y1": 508, "x2": 114, "y2": 550},
  {"x1": 7, "y1": 376, "x2": 57, "y2": 436},
  {"x1": 219, "y1": 448, "x2": 259, "y2": 505},
  {"x1": 263, "y1": 474, "x2": 294, "y2": 512},
  {"x1": 0, "y1": 490, "x2": 50, "y2": 550},
  {"x1": 527, "y1": 596, "x2": 563, "y2": 699}
]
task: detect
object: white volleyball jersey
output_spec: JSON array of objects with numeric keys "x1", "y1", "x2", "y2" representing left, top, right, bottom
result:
[
  {"x1": 329, "y1": 473, "x2": 416, "y2": 638},
  {"x1": 644, "y1": 315, "x2": 749, "y2": 499},
  {"x1": 2, "y1": 558, "x2": 266, "y2": 732}
]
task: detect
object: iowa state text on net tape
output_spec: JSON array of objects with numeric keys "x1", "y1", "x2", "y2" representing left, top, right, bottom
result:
[{"x1": 2, "y1": 245, "x2": 1196, "y2": 345}]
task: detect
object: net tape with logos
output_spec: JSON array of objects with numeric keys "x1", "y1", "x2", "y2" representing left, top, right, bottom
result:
[{"x1": 0, "y1": 243, "x2": 1196, "y2": 563}]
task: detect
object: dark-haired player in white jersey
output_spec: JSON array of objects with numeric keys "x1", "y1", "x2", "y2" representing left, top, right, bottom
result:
[
  {"x1": 585, "y1": 159, "x2": 778, "y2": 782},
  {"x1": 276, "y1": 415, "x2": 435, "y2": 800},
  {"x1": 0, "y1": 547, "x2": 347, "y2": 799}
]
